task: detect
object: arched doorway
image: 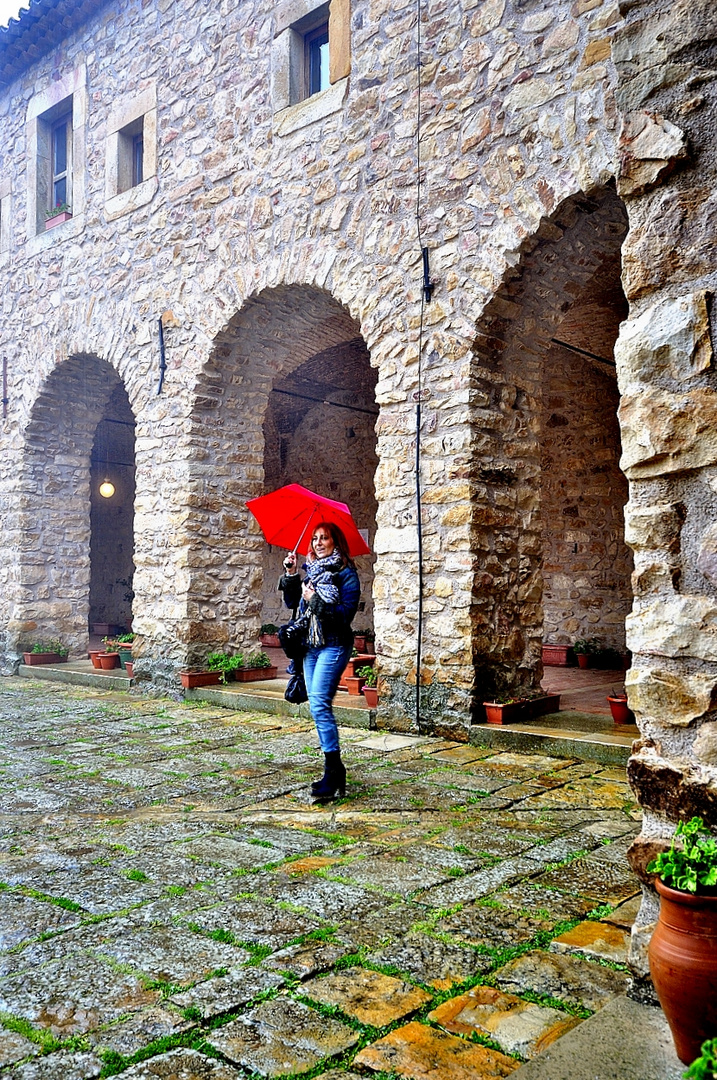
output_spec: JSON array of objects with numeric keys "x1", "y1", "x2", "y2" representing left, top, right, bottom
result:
[
  {"x1": 470, "y1": 185, "x2": 631, "y2": 705},
  {"x1": 189, "y1": 285, "x2": 377, "y2": 661},
  {"x1": 14, "y1": 356, "x2": 135, "y2": 656}
]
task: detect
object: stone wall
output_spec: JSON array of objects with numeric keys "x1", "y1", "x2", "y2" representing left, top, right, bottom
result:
[
  {"x1": 541, "y1": 346, "x2": 632, "y2": 653},
  {"x1": 0, "y1": 0, "x2": 630, "y2": 728},
  {"x1": 608, "y1": 0, "x2": 717, "y2": 975}
]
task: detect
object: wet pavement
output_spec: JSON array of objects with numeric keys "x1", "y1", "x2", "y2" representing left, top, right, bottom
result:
[{"x1": 0, "y1": 676, "x2": 653, "y2": 1078}]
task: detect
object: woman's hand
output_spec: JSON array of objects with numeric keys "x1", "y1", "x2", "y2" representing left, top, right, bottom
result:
[
  {"x1": 302, "y1": 581, "x2": 315, "y2": 602},
  {"x1": 283, "y1": 553, "x2": 298, "y2": 573}
]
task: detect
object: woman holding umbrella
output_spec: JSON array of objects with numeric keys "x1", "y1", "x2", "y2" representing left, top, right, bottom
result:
[{"x1": 279, "y1": 522, "x2": 360, "y2": 799}]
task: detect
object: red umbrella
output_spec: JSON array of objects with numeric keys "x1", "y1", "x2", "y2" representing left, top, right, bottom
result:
[{"x1": 247, "y1": 484, "x2": 371, "y2": 557}]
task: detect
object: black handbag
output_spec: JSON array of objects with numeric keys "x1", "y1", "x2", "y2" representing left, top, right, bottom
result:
[
  {"x1": 278, "y1": 617, "x2": 308, "y2": 660},
  {"x1": 285, "y1": 668, "x2": 308, "y2": 704}
]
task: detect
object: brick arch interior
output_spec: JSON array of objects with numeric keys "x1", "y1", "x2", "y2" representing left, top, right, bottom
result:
[
  {"x1": 189, "y1": 285, "x2": 377, "y2": 662},
  {"x1": 14, "y1": 355, "x2": 132, "y2": 656},
  {"x1": 470, "y1": 185, "x2": 631, "y2": 701}
]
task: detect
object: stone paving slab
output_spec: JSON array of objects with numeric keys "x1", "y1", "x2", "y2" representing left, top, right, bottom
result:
[
  {"x1": 435, "y1": 901, "x2": 555, "y2": 952},
  {"x1": 303, "y1": 966, "x2": 431, "y2": 1026},
  {"x1": 180, "y1": 897, "x2": 325, "y2": 948},
  {"x1": 493, "y1": 949, "x2": 632, "y2": 1011},
  {"x1": 0, "y1": 891, "x2": 82, "y2": 948},
  {"x1": 118, "y1": 1049, "x2": 243, "y2": 1078},
  {"x1": 549, "y1": 920, "x2": 631, "y2": 963},
  {"x1": 86, "y1": 1004, "x2": 193, "y2": 1056},
  {"x1": 263, "y1": 938, "x2": 353, "y2": 979},
  {"x1": 366, "y1": 929, "x2": 492, "y2": 988},
  {"x1": 170, "y1": 968, "x2": 285, "y2": 1019},
  {"x1": 0, "y1": 953, "x2": 161, "y2": 1035},
  {"x1": 532, "y1": 855, "x2": 640, "y2": 906},
  {"x1": 428, "y1": 985, "x2": 582, "y2": 1059},
  {"x1": 417, "y1": 856, "x2": 540, "y2": 907},
  {"x1": 207, "y1": 998, "x2": 359, "y2": 1076},
  {"x1": 0, "y1": 1028, "x2": 40, "y2": 1067},
  {"x1": 93, "y1": 925, "x2": 247, "y2": 985},
  {"x1": 4, "y1": 1052, "x2": 103, "y2": 1079},
  {"x1": 354, "y1": 1020, "x2": 519, "y2": 1078}
]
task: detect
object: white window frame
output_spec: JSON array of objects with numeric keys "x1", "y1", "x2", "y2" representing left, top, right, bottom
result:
[
  {"x1": 26, "y1": 65, "x2": 87, "y2": 252},
  {"x1": 104, "y1": 84, "x2": 158, "y2": 221}
]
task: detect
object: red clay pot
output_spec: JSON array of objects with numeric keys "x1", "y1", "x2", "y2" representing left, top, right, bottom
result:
[
  {"x1": 607, "y1": 696, "x2": 633, "y2": 724},
  {"x1": 649, "y1": 878, "x2": 717, "y2": 1063},
  {"x1": 179, "y1": 670, "x2": 221, "y2": 689},
  {"x1": 345, "y1": 676, "x2": 365, "y2": 696},
  {"x1": 98, "y1": 652, "x2": 119, "y2": 670},
  {"x1": 23, "y1": 652, "x2": 67, "y2": 665},
  {"x1": 125, "y1": 662, "x2": 134, "y2": 678},
  {"x1": 576, "y1": 653, "x2": 590, "y2": 669},
  {"x1": 233, "y1": 666, "x2": 278, "y2": 682},
  {"x1": 89, "y1": 651, "x2": 103, "y2": 669},
  {"x1": 362, "y1": 685, "x2": 378, "y2": 707}
]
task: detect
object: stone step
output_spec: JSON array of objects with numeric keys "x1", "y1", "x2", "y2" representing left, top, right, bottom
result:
[
  {"x1": 471, "y1": 710, "x2": 635, "y2": 766},
  {"x1": 508, "y1": 994, "x2": 683, "y2": 1080},
  {"x1": 18, "y1": 662, "x2": 132, "y2": 692}
]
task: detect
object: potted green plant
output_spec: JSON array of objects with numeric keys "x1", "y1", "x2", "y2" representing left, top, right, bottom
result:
[
  {"x1": 115, "y1": 632, "x2": 135, "y2": 669},
  {"x1": 44, "y1": 201, "x2": 72, "y2": 229},
  {"x1": 482, "y1": 687, "x2": 561, "y2": 725},
  {"x1": 234, "y1": 651, "x2": 278, "y2": 682},
  {"x1": 606, "y1": 687, "x2": 634, "y2": 725},
  {"x1": 573, "y1": 637, "x2": 601, "y2": 669},
  {"x1": 260, "y1": 623, "x2": 281, "y2": 649},
  {"x1": 207, "y1": 651, "x2": 245, "y2": 684},
  {"x1": 647, "y1": 817, "x2": 717, "y2": 1064},
  {"x1": 358, "y1": 665, "x2": 378, "y2": 707},
  {"x1": 685, "y1": 1037, "x2": 717, "y2": 1079},
  {"x1": 23, "y1": 640, "x2": 69, "y2": 665}
]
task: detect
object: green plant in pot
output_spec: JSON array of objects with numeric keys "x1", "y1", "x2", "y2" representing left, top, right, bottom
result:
[
  {"x1": 357, "y1": 664, "x2": 378, "y2": 705},
  {"x1": 573, "y1": 636, "x2": 600, "y2": 668},
  {"x1": 207, "y1": 651, "x2": 244, "y2": 684},
  {"x1": 647, "y1": 816, "x2": 717, "y2": 1064},
  {"x1": 685, "y1": 1037, "x2": 717, "y2": 1079},
  {"x1": 115, "y1": 632, "x2": 135, "y2": 670}
]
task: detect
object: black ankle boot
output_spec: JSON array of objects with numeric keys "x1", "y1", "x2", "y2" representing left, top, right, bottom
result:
[{"x1": 311, "y1": 751, "x2": 346, "y2": 799}]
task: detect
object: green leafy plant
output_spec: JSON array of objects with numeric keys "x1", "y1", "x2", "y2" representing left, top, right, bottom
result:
[
  {"x1": 573, "y1": 637, "x2": 601, "y2": 655},
  {"x1": 260, "y1": 623, "x2": 278, "y2": 635},
  {"x1": 207, "y1": 652, "x2": 244, "y2": 684},
  {"x1": 245, "y1": 651, "x2": 272, "y2": 669},
  {"x1": 356, "y1": 665, "x2": 377, "y2": 687},
  {"x1": 44, "y1": 201, "x2": 71, "y2": 219},
  {"x1": 648, "y1": 817, "x2": 717, "y2": 894},
  {"x1": 685, "y1": 1037, "x2": 717, "y2": 1079},
  {"x1": 30, "y1": 639, "x2": 69, "y2": 657},
  {"x1": 116, "y1": 633, "x2": 135, "y2": 644}
]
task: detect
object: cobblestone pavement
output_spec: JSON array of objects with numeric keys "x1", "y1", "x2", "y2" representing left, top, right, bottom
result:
[{"x1": 0, "y1": 678, "x2": 643, "y2": 1079}]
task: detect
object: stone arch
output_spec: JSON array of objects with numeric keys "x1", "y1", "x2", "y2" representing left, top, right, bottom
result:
[
  {"x1": 470, "y1": 184, "x2": 631, "y2": 702},
  {"x1": 10, "y1": 354, "x2": 136, "y2": 657},
  {"x1": 185, "y1": 283, "x2": 377, "y2": 663}
]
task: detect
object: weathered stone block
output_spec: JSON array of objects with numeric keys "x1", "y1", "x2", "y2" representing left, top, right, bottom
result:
[
  {"x1": 625, "y1": 666, "x2": 717, "y2": 727},
  {"x1": 615, "y1": 293, "x2": 712, "y2": 389},
  {"x1": 620, "y1": 389, "x2": 717, "y2": 478}
]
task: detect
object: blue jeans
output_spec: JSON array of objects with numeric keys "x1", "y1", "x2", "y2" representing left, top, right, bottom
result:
[{"x1": 303, "y1": 644, "x2": 352, "y2": 753}]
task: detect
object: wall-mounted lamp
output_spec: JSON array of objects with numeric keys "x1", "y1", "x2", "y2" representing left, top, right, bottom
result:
[{"x1": 99, "y1": 479, "x2": 115, "y2": 499}]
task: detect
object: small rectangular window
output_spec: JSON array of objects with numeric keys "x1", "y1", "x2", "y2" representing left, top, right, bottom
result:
[
  {"x1": 132, "y1": 132, "x2": 144, "y2": 187},
  {"x1": 305, "y1": 23, "x2": 330, "y2": 97},
  {"x1": 51, "y1": 116, "x2": 71, "y2": 210},
  {"x1": 117, "y1": 117, "x2": 144, "y2": 193}
]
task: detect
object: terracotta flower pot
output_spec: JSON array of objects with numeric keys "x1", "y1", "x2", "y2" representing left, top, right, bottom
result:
[
  {"x1": 542, "y1": 644, "x2": 572, "y2": 666},
  {"x1": 89, "y1": 651, "x2": 103, "y2": 669},
  {"x1": 576, "y1": 653, "x2": 590, "y2": 669},
  {"x1": 345, "y1": 676, "x2": 365, "y2": 696},
  {"x1": 179, "y1": 670, "x2": 221, "y2": 689},
  {"x1": 483, "y1": 701, "x2": 527, "y2": 725},
  {"x1": 125, "y1": 662, "x2": 134, "y2": 678},
  {"x1": 233, "y1": 666, "x2": 278, "y2": 682},
  {"x1": 98, "y1": 652, "x2": 119, "y2": 670},
  {"x1": 607, "y1": 696, "x2": 633, "y2": 724},
  {"x1": 362, "y1": 685, "x2": 378, "y2": 707},
  {"x1": 649, "y1": 878, "x2": 717, "y2": 1064},
  {"x1": 23, "y1": 652, "x2": 67, "y2": 665},
  {"x1": 260, "y1": 634, "x2": 280, "y2": 649}
]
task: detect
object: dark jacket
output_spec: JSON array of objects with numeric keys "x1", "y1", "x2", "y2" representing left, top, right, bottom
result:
[{"x1": 279, "y1": 564, "x2": 360, "y2": 648}]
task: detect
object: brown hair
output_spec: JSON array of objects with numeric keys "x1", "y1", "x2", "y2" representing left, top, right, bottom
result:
[{"x1": 311, "y1": 521, "x2": 355, "y2": 568}]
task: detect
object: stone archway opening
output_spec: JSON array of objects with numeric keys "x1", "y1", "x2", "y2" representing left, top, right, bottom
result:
[
  {"x1": 471, "y1": 185, "x2": 632, "y2": 707},
  {"x1": 190, "y1": 285, "x2": 377, "y2": 663},
  {"x1": 16, "y1": 356, "x2": 134, "y2": 656},
  {"x1": 89, "y1": 381, "x2": 136, "y2": 635}
]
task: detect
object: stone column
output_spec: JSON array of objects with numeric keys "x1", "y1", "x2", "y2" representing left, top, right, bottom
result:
[{"x1": 612, "y1": 0, "x2": 717, "y2": 975}]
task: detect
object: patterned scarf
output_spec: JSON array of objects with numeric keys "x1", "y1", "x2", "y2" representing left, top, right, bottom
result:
[{"x1": 302, "y1": 551, "x2": 344, "y2": 646}]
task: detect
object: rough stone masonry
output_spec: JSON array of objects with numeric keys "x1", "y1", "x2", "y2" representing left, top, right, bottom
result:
[{"x1": 0, "y1": 0, "x2": 716, "y2": 976}]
